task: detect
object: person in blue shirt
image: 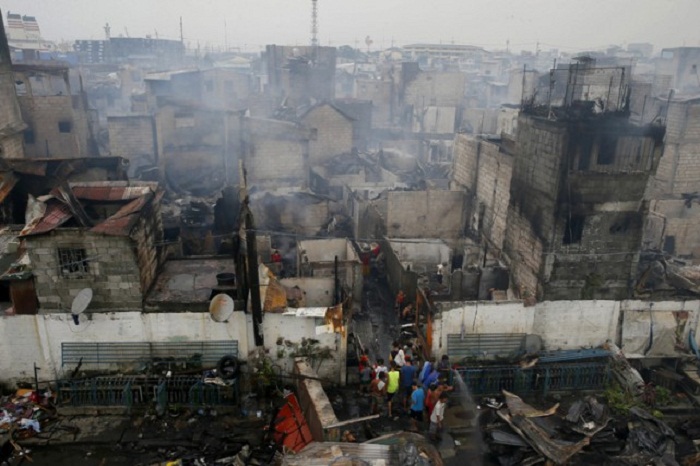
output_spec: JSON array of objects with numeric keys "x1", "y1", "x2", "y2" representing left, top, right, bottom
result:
[
  {"x1": 423, "y1": 366, "x2": 439, "y2": 390},
  {"x1": 419, "y1": 356, "x2": 435, "y2": 385},
  {"x1": 409, "y1": 382, "x2": 425, "y2": 432},
  {"x1": 400, "y1": 357, "x2": 418, "y2": 411}
]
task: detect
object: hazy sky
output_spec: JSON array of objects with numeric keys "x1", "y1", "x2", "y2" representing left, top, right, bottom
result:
[{"x1": 2, "y1": 0, "x2": 699, "y2": 53}]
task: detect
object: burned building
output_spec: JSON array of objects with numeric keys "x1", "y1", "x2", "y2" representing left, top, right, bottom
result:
[
  {"x1": 265, "y1": 45, "x2": 336, "y2": 107},
  {"x1": 504, "y1": 105, "x2": 665, "y2": 300},
  {"x1": 300, "y1": 102, "x2": 354, "y2": 164},
  {"x1": 656, "y1": 47, "x2": 700, "y2": 95},
  {"x1": 20, "y1": 181, "x2": 164, "y2": 311},
  {"x1": 241, "y1": 117, "x2": 311, "y2": 190},
  {"x1": 0, "y1": 10, "x2": 26, "y2": 159},
  {"x1": 642, "y1": 95, "x2": 700, "y2": 261},
  {"x1": 13, "y1": 63, "x2": 98, "y2": 158},
  {"x1": 451, "y1": 133, "x2": 514, "y2": 252}
]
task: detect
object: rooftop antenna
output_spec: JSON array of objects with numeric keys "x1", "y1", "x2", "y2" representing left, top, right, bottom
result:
[
  {"x1": 209, "y1": 293, "x2": 235, "y2": 322},
  {"x1": 104, "y1": 22, "x2": 111, "y2": 40},
  {"x1": 311, "y1": 0, "x2": 318, "y2": 47},
  {"x1": 179, "y1": 16, "x2": 183, "y2": 44},
  {"x1": 71, "y1": 288, "x2": 93, "y2": 325}
]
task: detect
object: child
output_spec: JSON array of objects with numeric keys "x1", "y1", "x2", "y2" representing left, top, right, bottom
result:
[{"x1": 429, "y1": 392, "x2": 448, "y2": 441}]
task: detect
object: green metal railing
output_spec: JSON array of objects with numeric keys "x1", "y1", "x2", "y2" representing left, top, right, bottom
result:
[{"x1": 454, "y1": 361, "x2": 610, "y2": 396}]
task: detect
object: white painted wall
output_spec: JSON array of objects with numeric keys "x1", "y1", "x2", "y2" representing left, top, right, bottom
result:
[
  {"x1": 261, "y1": 313, "x2": 344, "y2": 384},
  {"x1": 0, "y1": 311, "x2": 250, "y2": 385},
  {"x1": 433, "y1": 300, "x2": 700, "y2": 358}
]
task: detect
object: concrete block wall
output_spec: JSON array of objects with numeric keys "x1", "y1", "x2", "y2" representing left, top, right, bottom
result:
[
  {"x1": 0, "y1": 133, "x2": 25, "y2": 158},
  {"x1": 503, "y1": 208, "x2": 543, "y2": 297},
  {"x1": 385, "y1": 190, "x2": 466, "y2": 239},
  {"x1": 19, "y1": 95, "x2": 90, "y2": 158},
  {"x1": 25, "y1": 230, "x2": 143, "y2": 311},
  {"x1": 131, "y1": 200, "x2": 165, "y2": 293},
  {"x1": 107, "y1": 115, "x2": 155, "y2": 165},
  {"x1": 646, "y1": 99, "x2": 700, "y2": 263},
  {"x1": 303, "y1": 105, "x2": 353, "y2": 164},
  {"x1": 0, "y1": 66, "x2": 23, "y2": 137},
  {"x1": 404, "y1": 72, "x2": 466, "y2": 109},
  {"x1": 293, "y1": 359, "x2": 339, "y2": 442}
]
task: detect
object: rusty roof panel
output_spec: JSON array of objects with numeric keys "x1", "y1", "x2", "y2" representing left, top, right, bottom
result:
[
  {"x1": 0, "y1": 172, "x2": 18, "y2": 204},
  {"x1": 90, "y1": 194, "x2": 152, "y2": 236},
  {"x1": 20, "y1": 202, "x2": 72, "y2": 237},
  {"x1": 71, "y1": 185, "x2": 153, "y2": 201}
]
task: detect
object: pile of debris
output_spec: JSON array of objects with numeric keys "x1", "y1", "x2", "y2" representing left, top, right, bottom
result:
[
  {"x1": 0, "y1": 388, "x2": 56, "y2": 440},
  {"x1": 483, "y1": 390, "x2": 680, "y2": 465}
]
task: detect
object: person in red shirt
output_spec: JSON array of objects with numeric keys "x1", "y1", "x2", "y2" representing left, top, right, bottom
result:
[{"x1": 270, "y1": 249, "x2": 283, "y2": 276}]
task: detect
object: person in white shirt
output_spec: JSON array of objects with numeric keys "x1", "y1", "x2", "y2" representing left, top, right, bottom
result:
[
  {"x1": 429, "y1": 392, "x2": 448, "y2": 440},
  {"x1": 374, "y1": 358, "x2": 388, "y2": 379},
  {"x1": 393, "y1": 343, "x2": 405, "y2": 367}
]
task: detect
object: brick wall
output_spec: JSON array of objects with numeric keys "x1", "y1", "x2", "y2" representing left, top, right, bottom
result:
[{"x1": 385, "y1": 190, "x2": 466, "y2": 239}]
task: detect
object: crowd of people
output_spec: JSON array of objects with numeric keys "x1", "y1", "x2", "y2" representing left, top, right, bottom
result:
[{"x1": 358, "y1": 343, "x2": 454, "y2": 441}]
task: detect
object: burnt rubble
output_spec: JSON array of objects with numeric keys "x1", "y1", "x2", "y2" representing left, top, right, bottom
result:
[{"x1": 482, "y1": 390, "x2": 682, "y2": 466}]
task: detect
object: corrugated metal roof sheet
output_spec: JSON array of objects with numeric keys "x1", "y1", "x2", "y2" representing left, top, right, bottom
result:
[
  {"x1": 71, "y1": 185, "x2": 153, "y2": 201},
  {"x1": 282, "y1": 442, "x2": 398, "y2": 465},
  {"x1": 90, "y1": 193, "x2": 152, "y2": 236},
  {"x1": 0, "y1": 172, "x2": 18, "y2": 204},
  {"x1": 20, "y1": 201, "x2": 72, "y2": 237}
]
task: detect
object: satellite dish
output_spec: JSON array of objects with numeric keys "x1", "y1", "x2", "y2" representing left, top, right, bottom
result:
[
  {"x1": 71, "y1": 288, "x2": 93, "y2": 325},
  {"x1": 209, "y1": 293, "x2": 234, "y2": 323}
]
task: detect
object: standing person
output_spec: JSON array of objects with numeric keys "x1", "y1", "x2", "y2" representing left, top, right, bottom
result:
[
  {"x1": 369, "y1": 372, "x2": 387, "y2": 415},
  {"x1": 271, "y1": 250, "x2": 283, "y2": 276},
  {"x1": 425, "y1": 383, "x2": 438, "y2": 421},
  {"x1": 409, "y1": 382, "x2": 425, "y2": 432},
  {"x1": 393, "y1": 342, "x2": 405, "y2": 368},
  {"x1": 436, "y1": 263, "x2": 444, "y2": 284},
  {"x1": 437, "y1": 354, "x2": 451, "y2": 381},
  {"x1": 400, "y1": 357, "x2": 418, "y2": 411},
  {"x1": 419, "y1": 357, "x2": 435, "y2": 385},
  {"x1": 427, "y1": 383, "x2": 454, "y2": 417},
  {"x1": 386, "y1": 363, "x2": 400, "y2": 418},
  {"x1": 359, "y1": 355, "x2": 373, "y2": 394},
  {"x1": 429, "y1": 392, "x2": 449, "y2": 441},
  {"x1": 401, "y1": 303, "x2": 415, "y2": 322},
  {"x1": 423, "y1": 365, "x2": 439, "y2": 390},
  {"x1": 395, "y1": 290, "x2": 405, "y2": 317},
  {"x1": 374, "y1": 358, "x2": 388, "y2": 380}
]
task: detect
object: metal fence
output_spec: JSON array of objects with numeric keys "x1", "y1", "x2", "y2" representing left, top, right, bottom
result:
[
  {"x1": 454, "y1": 361, "x2": 610, "y2": 397},
  {"x1": 56, "y1": 375, "x2": 239, "y2": 409}
]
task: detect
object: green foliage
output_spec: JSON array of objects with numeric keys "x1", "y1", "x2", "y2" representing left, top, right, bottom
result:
[
  {"x1": 654, "y1": 386, "x2": 673, "y2": 407},
  {"x1": 603, "y1": 383, "x2": 640, "y2": 415}
]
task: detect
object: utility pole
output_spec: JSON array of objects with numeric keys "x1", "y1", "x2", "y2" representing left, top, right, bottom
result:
[
  {"x1": 311, "y1": 0, "x2": 318, "y2": 47},
  {"x1": 239, "y1": 161, "x2": 264, "y2": 347}
]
